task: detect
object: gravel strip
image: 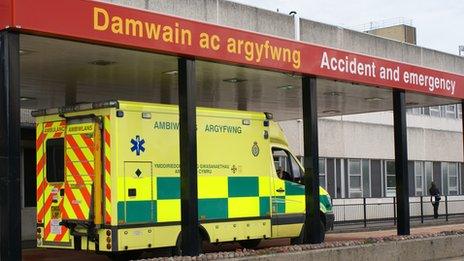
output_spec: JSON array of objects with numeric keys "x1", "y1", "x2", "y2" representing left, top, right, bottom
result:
[{"x1": 139, "y1": 229, "x2": 464, "y2": 261}]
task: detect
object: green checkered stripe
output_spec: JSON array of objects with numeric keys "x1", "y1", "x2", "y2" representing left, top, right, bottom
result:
[{"x1": 117, "y1": 176, "x2": 270, "y2": 224}]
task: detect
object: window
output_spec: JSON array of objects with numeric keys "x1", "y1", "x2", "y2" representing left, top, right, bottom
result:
[
  {"x1": 448, "y1": 163, "x2": 458, "y2": 195},
  {"x1": 429, "y1": 106, "x2": 441, "y2": 117},
  {"x1": 319, "y1": 158, "x2": 327, "y2": 190},
  {"x1": 290, "y1": 155, "x2": 326, "y2": 187},
  {"x1": 445, "y1": 105, "x2": 457, "y2": 119},
  {"x1": 46, "y1": 138, "x2": 65, "y2": 183},
  {"x1": 422, "y1": 107, "x2": 430, "y2": 116},
  {"x1": 362, "y1": 159, "x2": 370, "y2": 197},
  {"x1": 458, "y1": 104, "x2": 462, "y2": 119},
  {"x1": 442, "y1": 162, "x2": 459, "y2": 195},
  {"x1": 348, "y1": 159, "x2": 362, "y2": 198},
  {"x1": 385, "y1": 160, "x2": 396, "y2": 197},
  {"x1": 414, "y1": 162, "x2": 424, "y2": 196},
  {"x1": 425, "y1": 162, "x2": 433, "y2": 195},
  {"x1": 272, "y1": 148, "x2": 302, "y2": 184},
  {"x1": 290, "y1": 155, "x2": 302, "y2": 182},
  {"x1": 411, "y1": 108, "x2": 422, "y2": 115}
]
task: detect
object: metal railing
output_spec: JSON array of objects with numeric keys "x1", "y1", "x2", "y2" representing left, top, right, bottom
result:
[
  {"x1": 349, "y1": 17, "x2": 413, "y2": 32},
  {"x1": 331, "y1": 195, "x2": 464, "y2": 228}
]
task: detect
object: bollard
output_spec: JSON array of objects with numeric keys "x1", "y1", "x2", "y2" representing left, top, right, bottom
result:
[
  {"x1": 363, "y1": 197, "x2": 367, "y2": 228},
  {"x1": 420, "y1": 196, "x2": 424, "y2": 224},
  {"x1": 445, "y1": 196, "x2": 449, "y2": 221}
]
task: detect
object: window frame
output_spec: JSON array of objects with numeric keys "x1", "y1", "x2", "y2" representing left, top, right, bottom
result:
[
  {"x1": 445, "y1": 104, "x2": 457, "y2": 119},
  {"x1": 319, "y1": 158, "x2": 327, "y2": 190},
  {"x1": 414, "y1": 161, "x2": 424, "y2": 196},
  {"x1": 348, "y1": 159, "x2": 363, "y2": 198},
  {"x1": 362, "y1": 159, "x2": 371, "y2": 197},
  {"x1": 424, "y1": 161, "x2": 433, "y2": 196},
  {"x1": 429, "y1": 106, "x2": 441, "y2": 117},
  {"x1": 384, "y1": 160, "x2": 396, "y2": 197},
  {"x1": 458, "y1": 104, "x2": 462, "y2": 119},
  {"x1": 442, "y1": 162, "x2": 459, "y2": 196}
]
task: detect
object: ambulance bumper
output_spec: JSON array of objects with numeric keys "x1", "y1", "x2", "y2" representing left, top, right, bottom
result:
[{"x1": 325, "y1": 212, "x2": 335, "y2": 231}]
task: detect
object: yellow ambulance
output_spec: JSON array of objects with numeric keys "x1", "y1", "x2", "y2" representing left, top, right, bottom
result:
[{"x1": 33, "y1": 100, "x2": 334, "y2": 256}]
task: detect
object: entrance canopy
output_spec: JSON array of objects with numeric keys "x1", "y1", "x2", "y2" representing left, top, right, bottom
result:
[
  {"x1": 1, "y1": 1, "x2": 463, "y2": 258},
  {"x1": 20, "y1": 35, "x2": 458, "y2": 120},
  {"x1": 3, "y1": 0, "x2": 463, "y2": 120}
]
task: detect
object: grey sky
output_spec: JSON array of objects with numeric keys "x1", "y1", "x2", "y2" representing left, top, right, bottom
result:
[{"x1": 233, "y1": 0, "x2": 464, "y2": 56}]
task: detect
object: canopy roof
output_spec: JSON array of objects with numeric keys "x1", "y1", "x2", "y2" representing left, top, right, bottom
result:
[{"x1": 1, "y1": 0, "x2": 461, "y2": 119}]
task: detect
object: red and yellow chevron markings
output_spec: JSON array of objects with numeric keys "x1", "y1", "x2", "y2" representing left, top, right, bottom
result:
[
  {"x1": 37, "y1": 116, "x2": 111, "y2": 244},
  {"x1": 36, "y1": 120, "x2": 70, "y2": 243},
  {"x1": 103, "y1": 115, "x2": 112, "y2": 225},
  {"x1": 64, "y1": 122, "x2": 97, "y2": 222}
]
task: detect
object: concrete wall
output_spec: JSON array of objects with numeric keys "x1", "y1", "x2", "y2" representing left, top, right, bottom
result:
[
  {"x1": 237, "y1": 234, "x2": 464, "y2": 261},
  {"x1": 104, "y1": 0, "x2": 295, "y2": 39},
  {"x1": 279, "y1": 115, "x2": 463, "y2": 162}
]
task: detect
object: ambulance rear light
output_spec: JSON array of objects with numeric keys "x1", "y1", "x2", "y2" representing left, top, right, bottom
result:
[{"x1": 31, "y1": 100, "x2": 119, "y2": 117}]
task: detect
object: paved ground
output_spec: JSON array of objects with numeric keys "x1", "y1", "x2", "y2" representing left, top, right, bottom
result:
[
  {"x1": 332, "y1": 214, "x2": 464, "y2": 233},
  {"x1": 22, "y1": 222, "x2": 464, "y2": 260}
]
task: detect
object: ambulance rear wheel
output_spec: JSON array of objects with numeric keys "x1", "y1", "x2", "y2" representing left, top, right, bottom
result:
[{"x1": 238, "y1": 239, "x2": 261, "y2": 249}]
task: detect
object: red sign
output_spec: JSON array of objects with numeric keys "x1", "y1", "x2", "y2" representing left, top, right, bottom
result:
[
  {"x1": 0, "y1": 0, "x2": 13, "y2": 30},
  {"x1": 4, "y1": 0, "x2": 464, "y2": 99}
]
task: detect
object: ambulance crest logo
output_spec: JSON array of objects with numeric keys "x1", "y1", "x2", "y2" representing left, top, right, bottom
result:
[
  {"x1": 130, "y1": 135, "x2": 146, "y2": 156},
  {"x1": 251, "y1": 141, "x2": 259, "y2": 157}
]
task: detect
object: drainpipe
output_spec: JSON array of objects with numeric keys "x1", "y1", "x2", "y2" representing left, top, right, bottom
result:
[{"x1": 289, "y1": 11, "x2": 300, "y2": 41}]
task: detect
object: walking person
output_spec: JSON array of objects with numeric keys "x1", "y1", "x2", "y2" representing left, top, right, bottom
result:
[{"x1": 429, "y1": 182, "x2": 441, "y2": 219}]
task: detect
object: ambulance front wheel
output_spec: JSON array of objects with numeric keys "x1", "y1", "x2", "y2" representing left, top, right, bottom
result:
[{"x1": 290, "y1": 218, "x2": 326, "y2": 245}]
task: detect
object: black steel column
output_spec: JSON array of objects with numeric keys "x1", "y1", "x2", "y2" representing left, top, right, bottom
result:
[
  {"x1": 393, "y1": 89, "x2": 410, "y2": 235},
  {"x1": 462, "y1": 101, "x2": 464, "y2": 175},
  {"x1": 178, "y1": 58, "x2": 200, "y2": 256},
  {"x1": 0, "y1": 31, "x2": 21, "y2": 261},
  {"x1": 302, "y1": 76, "x2": 323, "y2": 243}
]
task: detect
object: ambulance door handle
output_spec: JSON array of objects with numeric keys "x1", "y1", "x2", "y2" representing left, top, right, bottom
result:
[
  {"x1": 276, "y1": 188, "x2": 285, "y2": 193},
  {"x1": 128, "y1": 188, "x2": 137, "y2": 197}
]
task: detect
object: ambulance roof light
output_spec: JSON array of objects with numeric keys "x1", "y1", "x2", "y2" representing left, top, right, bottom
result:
[{"x1": 31, "y1": 100, "x2": 119, "y2": 117}]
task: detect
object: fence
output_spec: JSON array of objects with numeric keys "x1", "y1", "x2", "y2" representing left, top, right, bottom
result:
[{"x1": 332, "y1": 195, "x2": 464, "y2": 227}]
